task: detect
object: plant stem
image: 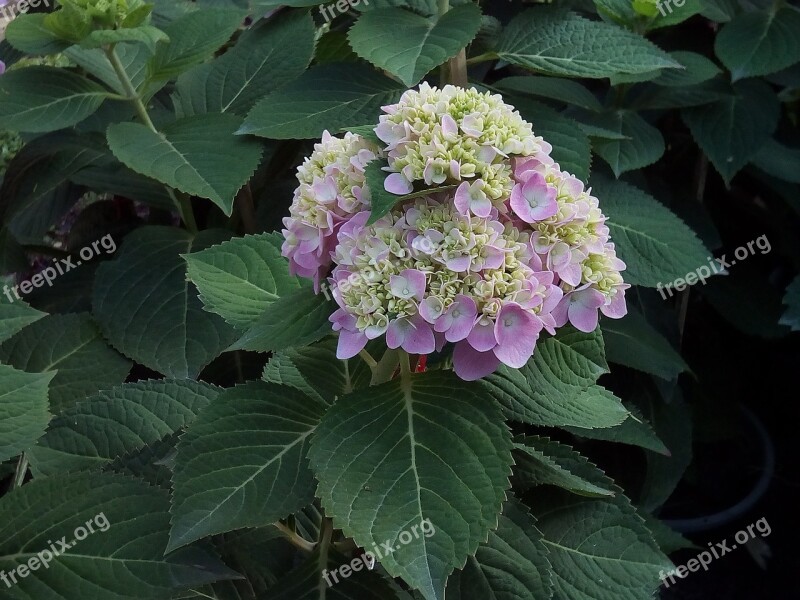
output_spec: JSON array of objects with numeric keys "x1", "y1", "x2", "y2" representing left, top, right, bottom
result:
[
  {"x1": 465, "y1": 51, "x2": 498, "y2": 66},
  {"x1": 358, "y1": 348, "x2": 378, "y2": 371},
  {"x1": 371, "y1": 348, "x2": 400, "y2": 385},
  {"x1": 274, "y1": 521, "x2": 316, "y2": 553},
  {"x1": 399, "y1": 350, "x2": 411, "y2": 379},
  {"x1": 104, "y1": 45, "x2": 198, "y2": 234},
  {"x1": 437, "y1": 0, "x2": 449, "y2": 16},
  {"x1": 12, "y1": 454, "x2": 28, "y2": 489}
]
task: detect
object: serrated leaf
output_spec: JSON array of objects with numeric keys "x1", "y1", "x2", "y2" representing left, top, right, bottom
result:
[
  {"x1": 0, "y1": 364, "x2": 53, "y2": 463},
  {"x1": 496, "y1": 8, "x2": 680, "y2": 79},
  {"x1": 66, "y1": 42, "x2": 154, "y2": 96},
  {"x1": 0, "y1": 313, "x2": 132, "y2": 413},
  {"x1": 107, "y1": 114, "x2": 263, "y2": 215},
  {"x1": 348, "y1": 4, "x2": 481, "y2": 87},
  {"x1": 0, "y1": 472, "x2": 238, "y2": 599},
  {"x1": 495, "y1": 76, "x2": 604, "y2": 112},
  {"x1": 563, "y1": 405, "x2": 670, "y2": 454},
  {"x1": 4, "y1": 13, "x2": 71, "y2": 55},
  {"x1": 752, "y1": 137, "x2": 800, "y2": 183},
  {"x1": 446, "y1": 499, "x2": 554, "y2": 600},
  {"x1": 0, "y1": 67, "x2": 110, "y2": 133},
  {"x1": 148, "y1": 8, "x2": 245, "y2": 80},
  {"x1": 0, "y1": 299, "x2": 45, "y2": 343},
  {"x1": 169, "y1": 382, "x2": 326, "y2": 550},
  {"x1": 481, "y1": 327, "x2": 629, "y2": 429},
  {"x1": 715, "y1": 7, "x2": 800, "y2": 81},
  {"x1": 228, "y1": 288, "x2": 334, "y2": 352},
  {"x1": 83, "y1": 25, "x2": 169, "y2": 54},
  {"x1": 591, "y1": 110, "x2": 664, "y2": 176},
  {"x1": 602, "y1": 307, "x2": 688, "y2": 379},
  {"x1": 263, "y1": 337, "x2": 371, "y2": 406},
  {"x1": 174, "y1": 10, "x2": 315, "y2": 117},
  {"x1": 780, "y1": 275, "x2": 800, "y2": 331},
  {"x1": 92, "y1": 226, "x2": 238, "y2": 379},
  {"x1": 513, "y1": 97, "x2": 591, "y2": 180},
  {"x1": 26, "y1": 380, "x2": 221, "y2": 477},
  {"x1": 239, "y1": 63, "x2": 405, "y2": 139},
  {"x1": 514, "y1": 436, "x2": 615, "y2": 497},
  {"x1": 309, "y1": 371, "x2": 513, "y2": 600},
  {"x1": 682, "y1": 79, "x2": 779, "y2": 185},
  {"x1": 184, "y1": 232, "x2": 303, "y2": 329},
  {"x1": 262, "y1": 537, "x2": 405, "y2": 600},
  {"x1": 531, "y1": 482, "x2": 671, "y2": 599},
  {"x1": 591, "y1": 177, "x2": 710, "y2": 288},
  {"x1": 653, "y1": 51, "x2": 722, "y2": 87}
]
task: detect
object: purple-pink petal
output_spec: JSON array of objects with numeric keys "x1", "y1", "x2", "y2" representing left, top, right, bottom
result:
[
  {"x1": 453, "y1": 341, "x2": 501, "y2": 380},
  {"x1": 493, "y1": 303, "x2": 542, "y2": 368}
]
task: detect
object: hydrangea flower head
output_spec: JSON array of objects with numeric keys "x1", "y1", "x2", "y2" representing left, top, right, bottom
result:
[
  {"x1": 282, "y1": 85, "x2": 629, "y2": 380},
  {"x1": 282, "y1": 131, "x2": 380, "y2": 288},
  {"x1": 376, "y1": 83, "x2": 552, "y2": 205}
]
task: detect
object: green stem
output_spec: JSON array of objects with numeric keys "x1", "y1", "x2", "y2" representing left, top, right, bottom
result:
[
  {"x1": 399, "y1": 350, "x2": 411, "y2": 379},
  {"x1": 437, "y1": 0, "x2": 449, "y2": 16},
  {"x1": 104, "y1": 45, "x2": 198, "y2": 234},
  {"x1": 12, "y1": 454, "x2": 28, "y2": 489},
  {"x1": 274, "y1": 521, "x2": 316, "y2": 553},
  {"x1": 371, "y1": 348, "x2": 400, "y2": 385},
  {"x1": 358, "y1": 348, "x2": 378, "y2": 371},
  {"x1": 465, "y1": 52, "x2": 498, "y2": 66}
]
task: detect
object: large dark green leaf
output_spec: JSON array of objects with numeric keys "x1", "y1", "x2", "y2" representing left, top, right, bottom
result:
[
  {"x1": 92, "y1": 226, "x2": 238, "y2": 379},
  {"x1": 0, "y1": 364, "x2": 53, "y2": 463},
  {"x1": 309, "y1": 371, "x2": 513, "y2": 600},
  {"x1": 169, "y1": 382, "x2": 326, "y2": 550}
]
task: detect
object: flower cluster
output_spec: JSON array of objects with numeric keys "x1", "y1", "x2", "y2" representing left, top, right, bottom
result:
[
  {"x1": 282, "y1": 84, "x2": 628, "y2": 380},
  {"x1": 282, "y1": 131, "x2": 379, "y2": 288}
]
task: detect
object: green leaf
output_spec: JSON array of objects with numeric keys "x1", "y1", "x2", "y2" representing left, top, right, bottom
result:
[
  {"x1": 602, "y1": 307, "x2": 688, "y2": 379},
  {"x1": 169, "y1": 382, "x2": 326, "y2": 550},
  {"x1": 752, "y1": 137, "x2": 800, "y2": 183},
  {"x1": 263, "y1": 338, "x2": 371, "y2": 406},
  {"x1": 0, "y1": 67, "x2": 110, "y2": 133},
  {"x1": 496, "y1": 8, "x2": 680, "y2": 79},
  {"x1": 682, "y1": 79, "x2": 779, "y2": 185},
  {"x1": 262, "y1": 538, "x2": 406, "y2": 600},
  {"x1": 715, "y1": 7, "x2": 800, "y2": 81},
  {"x1": 348, "y1": 4, "x2": 482, "y2": 87},
  {"x1": 531, "y1": 481, "x2": 671, "y2": 599},
  {"x1": 184, "y1": 232, "x2": 303, "y2": 329},
  {"x1": 513, "y1": 436, "x2": 615, "y2": 497},
  {"x1": 66, "y1": 42, "x2": 154, "y2": 98},
  {"x1": 513, "y1": 97, "x2": 591, "y2": 180},
  {"x1": 481, "y1": 327, "x2": 630, "y2": 429},
  {"x1": 0, "y1": 472, "x2": 238, "y2": 599},
  {"x1": 239, "y1": 63, "x2": 405, "y2": 139},
  {"x1": 228, "y1": 288, "x2": 334, "y2": 352},
  {"x1": 700, "y1": 0, "x2": 738, "y2": 22},
  {"x1": 0, "y1": 313, "x2": 132, "y2": 413},
  {"x1": 780, "y1": 275, "x2": 800, "y2": 331},
  {"x1": 446, "y1": 499, "x2": 554, "y2": 600},
  {"x1": 107, "y1": 114, "x2": 263, "y2": 215},
  {"x1": 0, "y1": 299, "x2": 45, "y2": 344},
  {"x1": 26, "y1": 380, "x2": 220, "y2": 477},
  {"x1": 563, "y1": 405, "x2": 670, "y2": 454},
  {"x1": 309, "y1": 371, "x2": 513, "y2": 600},
  {"x1": 590, "y1": 110, "x2": 664, "y2": 176},
  {"x1": 148, "y1": 8, "x2": 245, "y2": 80},
  {"x1": 366, "y1": 158, "x2": 403, "y2": 224},
  {"x1": 0, "y1": 364, "x2": 53, "y2": 463},
  {"x1": 495, "y1": 76, "x2": 604, "y2": 112},
  {"x1": 653, "y1": 51, "x2": 722, "y2": 87},
  {"x1": 637, "y1": 386, "x2": 692, "y2": 511},
  {"x1": 83, "y1": 25, "x2": 170, "y2": 54},
  {"x1": 92, "y1": 226, "x2": 238, "y2": 379},
  {"x1": 591, "y1": 177, "x2": 710, "y2": 288},
  {"x1": 174, "y1": 10, "x2": 315, "y2": 117},
  {"x1": 4, "y1": 13, "x2": 71, "y2": 55}
]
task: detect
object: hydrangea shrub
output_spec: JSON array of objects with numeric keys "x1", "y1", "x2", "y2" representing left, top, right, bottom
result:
[{"x1": 0, "y1": 0, "x2": 797, "y2": 599}]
